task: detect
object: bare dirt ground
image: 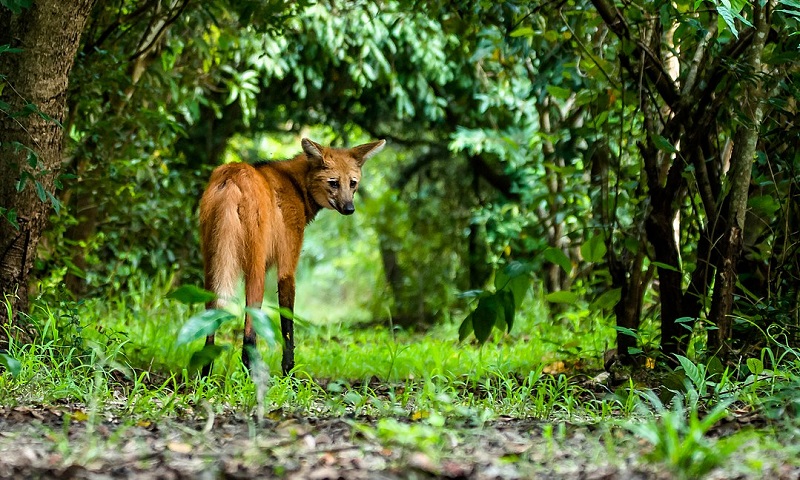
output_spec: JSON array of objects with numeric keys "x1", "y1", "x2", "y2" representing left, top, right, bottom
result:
[
  {"x1": 0, "y1": 402, "x2": 669, "y2": 480},
  {"x1": 1, "y1": 401, "x2": 797, "y2": 479}
]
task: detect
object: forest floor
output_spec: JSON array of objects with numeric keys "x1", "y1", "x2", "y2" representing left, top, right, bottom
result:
[
  {"x1": 0, "y1": 401, "x2": 663, "y2": 480},
  {"x1": 1, "y1": 397, "x2": 797, "y2": 479}
]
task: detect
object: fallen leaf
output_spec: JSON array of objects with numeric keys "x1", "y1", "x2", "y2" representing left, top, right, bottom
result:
[
  {"x1": 543, "y1": 361, "x2": 566, "y2": 374},
  {"x1": 72, "y1": 410, "x2": 89, "y2": 422},
  {"x1": 167, "y1": 442, "x2": 192, "y2": 454},
  {"x1": 408, "y1": 452, "x2": 439, "y2": 474}
]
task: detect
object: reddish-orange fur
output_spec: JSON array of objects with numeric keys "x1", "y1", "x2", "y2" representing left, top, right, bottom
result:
[{"x1": 199, "y1": 138, "x2": 385, "y2": 375}]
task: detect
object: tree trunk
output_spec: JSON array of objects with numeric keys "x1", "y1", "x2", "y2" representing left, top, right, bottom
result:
[
  {"x1": 707, "y1": 1, "x2": 772, "y2": 356},
  {"x1": 0, "y1": 0, "x2": 97, "y2": 342}
]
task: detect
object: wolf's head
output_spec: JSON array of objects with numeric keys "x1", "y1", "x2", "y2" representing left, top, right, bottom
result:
[{"x1": 303, "y1": 138, "x2": 385, "y2": 215}]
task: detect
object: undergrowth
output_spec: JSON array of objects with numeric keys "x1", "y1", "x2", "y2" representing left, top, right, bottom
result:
[{"x1": 1, "y1": 280, "x2": 800, "y2": 478}]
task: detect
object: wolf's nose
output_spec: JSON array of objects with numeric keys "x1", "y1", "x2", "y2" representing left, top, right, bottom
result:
[{"x1": 342, "y1": 203, "x2": 355, "y2": 215}]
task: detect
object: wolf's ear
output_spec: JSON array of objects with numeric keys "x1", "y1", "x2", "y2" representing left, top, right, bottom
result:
[
  {"x1": 351, "y1": 140, "x2": 386, "y2": 167},
  {"x1": 302, "y1": 138, "x2": 325, "y2": 162}
]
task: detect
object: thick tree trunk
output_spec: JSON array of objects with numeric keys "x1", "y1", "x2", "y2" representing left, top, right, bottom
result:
[
  {"x1": 646, "y1": 209, "x2": 684, "y2": 359},
  {"x1": 0, "y1": 0, "x2": 96, "y2": 342},
  {"x1": 707, "y1": 1, "x2": 772, "y2": 356}
]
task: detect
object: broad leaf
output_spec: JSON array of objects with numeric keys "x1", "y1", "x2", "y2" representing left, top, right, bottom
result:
[
  {"x1": 494, "y1": 261, "x2": 531, "y2": 291},
  {"x1": 494, "y1": 262, "x2": 531, "y2": 310},
  {"x1": 176, "y1": 309, "x2": 235, "y2": 346},
  {"x1": 458, "y1": 314, "x2": 474, "y2": 343},
  {"x1": 245, "y1": 306, "x2": 278, "y2": 346},
  {"x1": 613, "y1": 326, "x2": 641, "y2": 340},
  {"x1": 580, "y1": 233, "x2": 606, "y2": 263},
  {"x1": 717, "y1": 0, "x2": 753, "y2": 38},
  {"x1": 188, "y1": 344, "x2": 226, "y2": 371},
  {"x1": 509, "y1": 26, "x2": 534, "y2": 37},
  {"x1": 546, "y1": 85, "x2": 572, "y2": 100},
  {"x1": 675, "y1": 354, "x2": 703, "y2": 386},
  {"x1": 543, "y1": 247, "x2": 572, "y2": 274},
  {"x1": 590, "y1": 288, "x2": 621, "y2": 310},
  {"x1": 506, "y1": 275, "x2": 531, "y2": 309},
  {"x1": 497, "y1": 289, "x2": 515, "y2": 333},
  {"x1": 472, "y1": 295, "x2": 503, "y2": 343},
  {"x1": 748, "y1": 195, "x2": 781, "y2": 217},
  {"x1": 650, "y1": 133, "x2": 678, "y2": 153},
  {"x1": 746, "y1": 357, "x2": 764, "y2": 376},
  {"x1": 544, "y1": 290, "x2": 578, "y2": 304},
  {"x1": 167, "y1": 285, "x2": 217, "y2": 305},
  {"x1": 0, "y1": 353, "x2": 21, "y2": 377},
  {"x1": 675, "y1": 316, "x2": 696, "y2": 331}
]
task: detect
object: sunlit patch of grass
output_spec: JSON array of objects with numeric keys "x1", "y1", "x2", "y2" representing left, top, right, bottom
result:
[{"x1": 1, "y1": 286, "x2": 620, "y2": 423}]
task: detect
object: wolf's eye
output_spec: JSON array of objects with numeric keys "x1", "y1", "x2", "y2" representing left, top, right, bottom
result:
[
  {"x1": 350, "y1": 180, "x2": 358, "y2": 189},
  {"x1": 328, "y1": 180, "x2": 340, "y2": 189}
]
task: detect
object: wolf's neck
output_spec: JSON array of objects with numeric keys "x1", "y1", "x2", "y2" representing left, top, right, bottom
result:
[{"x1": 268, "y1": 155, "x2": 323, "y2": 224}]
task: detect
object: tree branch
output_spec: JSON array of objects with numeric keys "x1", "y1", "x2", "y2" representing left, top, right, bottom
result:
[
  {"x1": 590, "y1": 0, "x2": 680, "y2": 108},
  {"x1": 468, "y1": 154, "x2": 521, "y2": 201}
]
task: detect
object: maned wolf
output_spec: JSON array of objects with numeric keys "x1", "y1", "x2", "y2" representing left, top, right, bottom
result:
[{"x1": 199, "y1": 138, "x2": 386, "y2": 375}]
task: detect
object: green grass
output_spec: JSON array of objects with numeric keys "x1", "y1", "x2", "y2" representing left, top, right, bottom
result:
[{"x1": 3, "y1": 280, "x2": 800, "y2": 478}]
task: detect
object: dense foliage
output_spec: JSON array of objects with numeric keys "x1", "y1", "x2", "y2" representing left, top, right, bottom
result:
[{"x1": 1, "y1": 0, "x2": 798, "y2": 367}]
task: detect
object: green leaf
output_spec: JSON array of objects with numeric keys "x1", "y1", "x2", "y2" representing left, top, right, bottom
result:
[
  {"x1": 614, "y1": 326, "x2": 640, "y2": 340},
  {"x1": 188, "y1": 344, "x2": 226, "y2": 371},
  {"x1": 4, "y1": 208, "x2": 18, "y2": 230},
  {"x1": 167, "y1": 285, "x2": 217, "y2": 305},
  {"x1": 746, "y1": 357, "x2": 763, "y2": 375},
  {"x1": 717, "y1": 5, "x2": 740, "y2": 38},
  {"x1": 176, "y1": 309, "x2": 235, "y2": 346},
  {"x1": 458, "y1": 314, "x2": 474, "y2": 343},
  {"x1": 581, "y1": 232, "x2": 606, "y2": 263},
  {"x1": 509, "y1": 26, "x2": 534, "y2": 37},
  {"x1": 26, "y1": 150, "x2": 37, "y2": 168},
  {"x1": 0, "y1": 353, "x2": 21, "y2": 377},
  {"x1": 546, "y1": 85, "x2": 572, "y2": 100},
  {"x1": 590, "y1": 288, "x2": 621, "y2": 310},
  {"x1": 0, "y1": 0, "x2": 32, "y2": 15},
  {"x1": 543, "y1": 247, "x2": 572, "y2": 274},
  {"x1": 494, "y1": 261, "x2": 531, "y2": 291},
  {"x1": 544, "y1": 290, "x2": 578, "y2": 304},
  {"x1": 457, "y1": 289, "x2": 487, "y2": 299},
  {"x1": 245, "y1": 306, "x2": 278, "y2": 346},
  {"x1": 34, "y1": 181, "x2": 47, "y2": 203},
  {"x1": 0, "y1": 45, "x2": 24, "y2": 55},
  {"x1": 717, "y1": 0, "x2": 753, "y2": 38},
  {"x1": 506, "y1": 275, "x2": 531, "y2": 309},
  {"x1": 46, "y1": 191, "x2": 61, "y2": 215},
  {"x1": 748, "y1": 195, "x2": 781, "y2": 217},
  {"x1": 676, "y1": 316, "x2": 696, "y2": 331},
  {"x1": 472, "y1": 295, "x2": 502, "y2": 343},
  {"x1": 675, "y1": 354, "x2": 703, "y2": 386},
  {"x1": 16, "y1": 171, "x2": 30, "y2": 192},
  {"x1": 650, "y1": 134, "x2": 678, "y2": 153},
  {"x1": 652, "y1": 261, "x2": 680, "y2": 272},
  {"x1": 497, "y1": 289, "x2": 515, "y2": 333},
  {"x1": 707, "y1": 356, "x2": 725, "y2": 375},
  {"x1": 494, "y1": 262, "x2": 531, "y2": 309}
]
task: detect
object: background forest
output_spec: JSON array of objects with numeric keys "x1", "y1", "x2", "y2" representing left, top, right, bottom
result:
[
  {"x1": 1, "y1": 0, "x2": 800, "y2": 477},
  {"x1": 5, "y1": 0, "x2": 797, "y2": 362}
]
